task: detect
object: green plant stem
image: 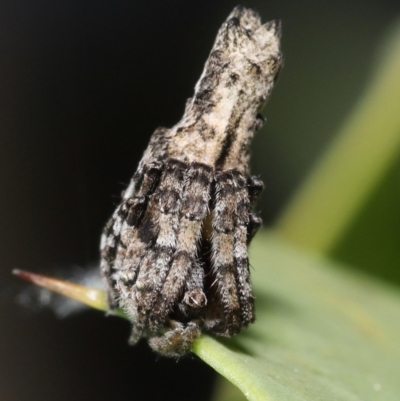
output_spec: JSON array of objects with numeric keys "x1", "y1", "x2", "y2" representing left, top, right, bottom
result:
[
  {"x1": 193, "y1": 336, "x2": 266, "y2": 401},
  {"x1": 275, "y1": 20, "x2": 400, "y2": 254}
]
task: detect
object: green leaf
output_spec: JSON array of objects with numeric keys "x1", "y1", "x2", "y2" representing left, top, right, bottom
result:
[{"x1": 194, "y1": 232, "x2": 400, "y2": 401}]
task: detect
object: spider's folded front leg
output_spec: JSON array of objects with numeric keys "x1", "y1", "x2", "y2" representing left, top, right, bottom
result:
[
  {"x1": 211, "y1": 170, "x2": 243, "y2": 336},
  {"x1": 130, "y1": 158, "x2": 186, "y2": 343},
  {"x1": 233, "y1": 172, "x2": 256, "y2": 326},
  {"x1": 209, "y1": 170, "x2": 259, "y2": 335},
  {"x1": 149, "y1": 162, "x2": 213, "y2": 331},
  {"x1": 100, "y1": 161, "x2": 163, "y2": 308}
]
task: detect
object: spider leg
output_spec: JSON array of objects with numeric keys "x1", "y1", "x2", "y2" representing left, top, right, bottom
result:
[
  {"x1": 148, "y1": 320, "x2": 201, "y2": 357},
  {"x1": 247, "y1": 175, "x2": 264, "y2": 204},
  {"x1": 130, "y1": 158, "x2": 186, "y2": 343},
  {"x1": 233, "y1": 173, "x2": 255, "y2": 326},
  {"x1": 246, "y1": 175, "x2": 263, "y2": 243},
  {"x1": 100, "y1": 161, "x2": 163, "y2": 308},
  {"x1": 150, "y1": 163, "x2": 213, "y2": 331},
  {"x1": 247, "y1": 213, "x2": 262, "y2": 243},
  {"x1": 211, "y1": 170, "x2": 242, "y2": 336}
]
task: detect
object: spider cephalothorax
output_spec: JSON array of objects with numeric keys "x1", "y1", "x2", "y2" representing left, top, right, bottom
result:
[{"x1": 100, "y1": 6, "x2": 282, "y2": 356}]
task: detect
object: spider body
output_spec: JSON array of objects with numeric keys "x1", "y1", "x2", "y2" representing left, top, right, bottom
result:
[{"x1": 100, "y1": 6, "x2": 282, "y2": 356}]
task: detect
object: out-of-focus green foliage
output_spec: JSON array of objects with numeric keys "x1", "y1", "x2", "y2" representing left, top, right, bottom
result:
[
  {"x1": 276, "y1": 20, "x2": 400, "y2": 259},
  {"x1": 333, "y1": 157, "x2": 400, "y2": 284}
]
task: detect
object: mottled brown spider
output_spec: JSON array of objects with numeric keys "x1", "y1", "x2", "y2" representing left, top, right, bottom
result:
[{"x1": 100, "y1": 6, "x2": 282, "y2": 356}]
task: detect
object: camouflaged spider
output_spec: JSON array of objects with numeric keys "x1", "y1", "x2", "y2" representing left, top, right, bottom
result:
[{"x1": 100, "y1": 6, "x2": 282, "y2": 356}]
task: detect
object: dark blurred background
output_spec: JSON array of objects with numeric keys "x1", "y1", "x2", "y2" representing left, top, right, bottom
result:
[{"x1": 1, "y1": 0, "x2": 400, "y2": 400}]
